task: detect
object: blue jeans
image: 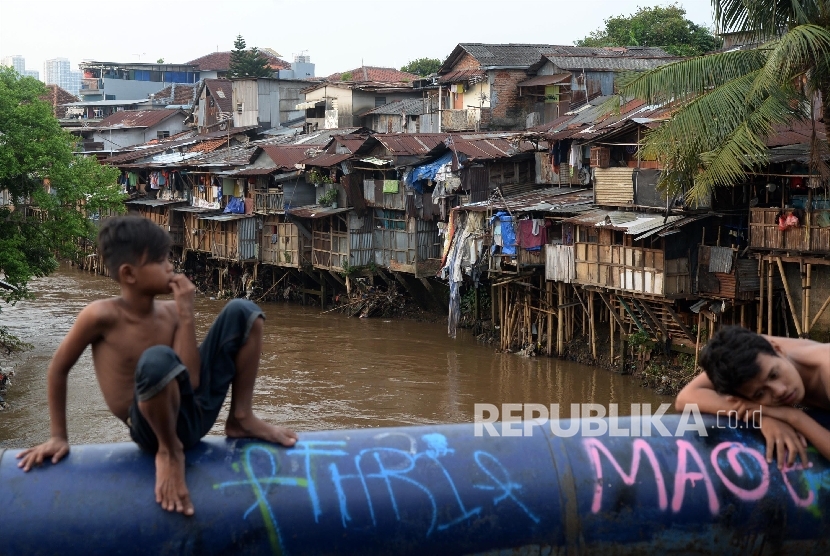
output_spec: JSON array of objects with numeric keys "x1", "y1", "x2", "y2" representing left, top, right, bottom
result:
[{"x1": 127, "y1": 299, "x2": 264, "y2": 453}]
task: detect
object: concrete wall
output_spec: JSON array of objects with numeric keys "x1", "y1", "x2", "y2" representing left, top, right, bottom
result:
[
  {"x1": 101, "y1": 78, "x2": 169, "y2": 100},
  {"x1": 93, "y1": 119, "x2": 188, "y2": 151}
]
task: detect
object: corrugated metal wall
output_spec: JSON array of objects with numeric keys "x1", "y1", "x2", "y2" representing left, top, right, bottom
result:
[{"x1": 238, "y1": 216, "x2": 260, "y2": 260}]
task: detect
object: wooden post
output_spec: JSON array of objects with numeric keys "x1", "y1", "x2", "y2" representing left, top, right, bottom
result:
[
  {"x1": 740, "y1": 304, "x2": 746, "y2": 328},
  {"x1": 610, "y1": 299, "x2": 615, "y2": 365},
  {"x1": 694, "y1": 311, "x2": 702, "y2": 370},
  {"x1": 557, "y1": 282, "x2": 564, "y2": 356},
  {"x1": 767, "y1": 258, "x2": 773, "y2": 335},
  {"x1": 320, "y1": 271, "x2": 326, "y2": 310},
  {"x1": 589, "y1": 291, "x2": 597, "y2": 359},
  {"x1": 491, "y1": 284, "x2": 496, "y2": 330},
  {"x1": 546, "y1": 281, "x2": 553, "y2": 356},
  {"x1": 804, "y1": 263, "x2": 812, "y2": 338},
  {"x1": 776, "y1": 257, "x2": 802, "y2": 337},
  {"x1": 758, "y1": 257, "x2": 764, "y2": 333}
]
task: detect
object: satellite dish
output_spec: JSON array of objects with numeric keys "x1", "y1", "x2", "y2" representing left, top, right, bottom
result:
[{"x1": 578, "y1": 167, "x2": 591, "y2": 186}]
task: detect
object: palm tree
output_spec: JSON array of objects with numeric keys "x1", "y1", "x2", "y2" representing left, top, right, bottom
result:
[{"x1": 614, "y1": 0, "x2": 830, "y2": 204}]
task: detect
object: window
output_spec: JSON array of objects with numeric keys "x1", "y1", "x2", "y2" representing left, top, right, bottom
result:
[
  {"x1": 237, "y1": 102, "x2": 243, "y2": 113},
  {"x1": 374, "y1": 96, "x2": 386, "y2": 107},
  {"x1": 157, "y1": 131, "x2": 170, "y2": 140}
]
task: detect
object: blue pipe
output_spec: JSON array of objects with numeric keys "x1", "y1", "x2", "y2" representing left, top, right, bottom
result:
[{"x1": 2, "y1": 415, "x2": 829, "y2": 555}]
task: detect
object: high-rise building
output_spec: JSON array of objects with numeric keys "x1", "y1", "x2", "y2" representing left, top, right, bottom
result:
[
  {"x1": 43, "y1": 58, "x2": 80, "y2": 96},
  {"x1": 24, "y1": 70, "x2": 40, "y2": 80},
  {"x1": 1, "y1": 55, "x2": 26, "y2": 73}
]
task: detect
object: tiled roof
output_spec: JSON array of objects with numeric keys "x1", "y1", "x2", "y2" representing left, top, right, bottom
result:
[
  {"x1": 42, "y1": 85, "x2": 79, "y2": 119},
  {"x1": 363, "y1": 98, "x2": 429, "y2": 116},
  {"x1": 442, "y1": 44, "x2": 558, "y2": 72},
  {"x1": 185, "y1": 138, "x2": 227, "y2": 153},
  {"x1": 539, "y1": 53, "x2": 676, "y2": 72},
  {"x1": 187, "y1": 50, "x2": 290, "y2": 71},
  {"x1": 152, "y1": 82, "x2": 199, "y2": 105},
  {"x1": 95, "y1": 109, "x2": 183, "y2": 130},
  {"x1": 326, "y1": 66, "x2": 419, "y2": 83},
  {"x1": 204, "y1": 79, "x2": 233, "y2": 114}
]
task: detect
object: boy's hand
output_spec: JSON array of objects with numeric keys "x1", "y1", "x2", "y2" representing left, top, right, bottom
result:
[
  {"x1": 16, "y1": 437, "x2": 70, "y2": 471},
  {"x1": 758, "y1": 416, "x2": 809, "y2": 470},
  {"x1": 726, "y1": 396, "x2": 762, "y2": 423},
  {"x1": 169, "y1": 273, "x2": 195, "y2": 314}
]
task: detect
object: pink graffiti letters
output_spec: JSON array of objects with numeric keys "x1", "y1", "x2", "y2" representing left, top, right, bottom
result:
[{"x1": 584, "y1": 438, "x2": 818, "y2": 514}]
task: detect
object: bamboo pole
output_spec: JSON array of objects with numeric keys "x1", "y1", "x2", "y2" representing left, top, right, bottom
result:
[
  {"x1": 610, "y1": 300, "x2": 615, "y2": 365},
  {"x1": 767, "y1": 258, "x2": 773, "y2": 335},
  {"x1": 757, "y1": 257, "x2": 764, "y2": 333},
  {"x1": 546, "y1": 281, "x2": 553, "y2": 356},
  {"x1": 804, "y1": 263, "x2": 811, "y2": 337},
  {"x1": 776, "y1": 257, "x2": 802, "y2": 337},
  {"x1": 589, "y1": 291, "x2": 597, "y2": 359},
  {"x1": 694, "y1": 312, "x2": 702, "y2": 370},
  {"x1": 557, "y1": 282, "x2": 564, "y2": 356},
  {"x1": 811, "y1": 291, "x2": 830, "y2": 329}
]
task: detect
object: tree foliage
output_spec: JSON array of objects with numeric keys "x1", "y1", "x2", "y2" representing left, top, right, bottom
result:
[
  {"x1": 400, "y1": 58, "x2": 442, "y2": 77},
  {"x1": 228, "y1": 35, "x2": 273, "y2": 78},
  {"x1": 0, "y1": 67, "x2": 123, "y2": 308},
  {"x1": 576, "y1": 4, "x2": 722, "y2": 57},
  {"x1": 611, "y1": 1, "x2": 830, "y2": 205}
]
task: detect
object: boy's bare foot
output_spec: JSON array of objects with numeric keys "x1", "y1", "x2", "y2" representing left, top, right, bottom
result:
[
  {"x1": 155, "y1": 450, "x2": 194, "y2": 516},
  {"x1": 226, "y1": 414, "x2": 298, "y2": 447}
]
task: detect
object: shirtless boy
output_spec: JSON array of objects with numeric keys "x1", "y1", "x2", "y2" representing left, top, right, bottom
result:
[
  {"x1": 17, "y1": 215, "x2": 297, "y2": 516},
  {"x1": 676, "y1": 325, "x2": 830, "y2": 469}
]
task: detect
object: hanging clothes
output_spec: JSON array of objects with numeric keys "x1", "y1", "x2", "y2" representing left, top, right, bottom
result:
[
  {"x1": 518, "y1": 219, "x2": 546, "y2": 250},
  {"x1": 569, "y1": 143, "x2": 581, "y2": 176}
]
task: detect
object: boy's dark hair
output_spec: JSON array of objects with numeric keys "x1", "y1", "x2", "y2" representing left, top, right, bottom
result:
[
  {"x1": 699, "y1": 325, "x2": 776, "y2": 395},
  {"x1": 97, "y1": 215, "x2": 172, "y2": 279}
]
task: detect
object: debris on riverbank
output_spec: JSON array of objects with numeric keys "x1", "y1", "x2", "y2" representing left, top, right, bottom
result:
[{"x1": 0, "y1": 369, "x2": 13, "y2": 410}]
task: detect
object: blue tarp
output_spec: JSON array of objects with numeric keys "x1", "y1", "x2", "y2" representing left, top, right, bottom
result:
[
  {"x1": 405, "y1": 152, "x2": 453, "y2": 193},
  {"x1": 491, "y1": 211, "x2": 516, "y2": 255}
]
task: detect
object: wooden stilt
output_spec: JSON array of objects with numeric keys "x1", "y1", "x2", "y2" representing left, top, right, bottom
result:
[
  {"x1": 776, "y1": 257, "x2": 802, "y2": 337},
  {"x1": 610, "y1": 300, "x2": 615, "y2": 365},
  {"x1": 557, "y1": 282, "x2": 564, "y2": 356},
  {"x1": 740, "y1": 304, "x2": 746, "y2": 328},
  {"x1": 589, "y1": 291, "x2": 597, "y2": 359},
  {"x1": 767, "y1": 258, "x2": 773, "y2": 335},
  {"x1": 758, "y1": 257, "x2": 764, "y2": 333},
  {"x1": 546, "y1": 281, "x2": 553, "y2": 356},
  {"x1": 804, "y1": 263, "x2": 811, "y2": 338},
  {"x1": 694, "y1": 312, "x2": 702, "y2": 370},
  {"x1": 811, "y1": 291, "x2": 830, "y2": 330}
]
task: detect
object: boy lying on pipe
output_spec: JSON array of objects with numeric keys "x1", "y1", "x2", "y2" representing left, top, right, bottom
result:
[
  {"x1": 676, "y1": 325, "x2": 830, "y2": 468},
  {"x1": 17, "y1": 216, "x2": 297, "y2": 516}
]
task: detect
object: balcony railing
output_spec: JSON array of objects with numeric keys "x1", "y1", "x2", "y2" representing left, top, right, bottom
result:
[{"x1": 750, "y1": 207, "x2": 830, "y2": 254}]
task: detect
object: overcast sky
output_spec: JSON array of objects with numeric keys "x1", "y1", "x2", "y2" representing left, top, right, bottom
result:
[{"x1": 1, "y1": 0, "x2": 715, "y2": 78}]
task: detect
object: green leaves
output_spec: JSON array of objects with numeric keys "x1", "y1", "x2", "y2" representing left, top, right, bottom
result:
[
  {"x1": 575, "y1": 4, "x2": 722, "y2": 57},
  {"x1": 614, "y1": 9, "x2": 830, "y2": 205},
  {"x1": 0, "y1": 66, "x2": 124, "y2": 305},
  {"x1": 228, "y1": 35, "x2": 273, "y2": 78}
]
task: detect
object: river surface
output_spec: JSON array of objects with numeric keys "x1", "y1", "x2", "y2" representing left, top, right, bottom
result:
[{"x1": 0, "y1": 266, "x2": 672, "y2": 448}]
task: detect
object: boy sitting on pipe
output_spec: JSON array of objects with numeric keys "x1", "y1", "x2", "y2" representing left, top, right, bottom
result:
[
  {"x1": 17, "y1": 215, "x2": 297, "y2": 516},
  {"x1": 677, "y1": 325, "x2": 830, "y2": 468}
]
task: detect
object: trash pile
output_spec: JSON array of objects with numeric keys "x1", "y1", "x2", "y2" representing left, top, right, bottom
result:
[{"x1": 337, "y1": 282, "x2": 406, "y2": 318}]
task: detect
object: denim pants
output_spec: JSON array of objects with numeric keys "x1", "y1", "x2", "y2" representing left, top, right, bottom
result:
[{"x1": 127, "y1": 299, "x2": 264, "y2": 453}]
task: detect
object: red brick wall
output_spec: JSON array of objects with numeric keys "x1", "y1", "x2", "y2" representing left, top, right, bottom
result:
[
  {"x1": 449, "y1": 52, "x2": 481, "y2": 71},
  {"x1": 488, "y1": 69, "x2": 533, "y2": 131}
]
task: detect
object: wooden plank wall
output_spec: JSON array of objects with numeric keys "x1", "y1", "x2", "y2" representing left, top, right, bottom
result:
[{"x1": 594, "y1": 167, "x2": 634, "y2": 206}]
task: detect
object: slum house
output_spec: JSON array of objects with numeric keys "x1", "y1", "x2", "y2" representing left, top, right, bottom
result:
[
  {"x1": 246, "y1": 144, "x2": 319, "y2": 269},
  {"x1": 744, "y1": 121, "x2": 830, "y2": 340},
  {"x1": 517, "y1": 46, "x2": 677, "y2": 127},
  {"x1": 299, "y1": 66, "x2": 421, "y2": 131},
  {"x1": 344, "y1": 134, "x2": 450, "y2": 280},
  {"x1": 189, "y1": 79, "x2": 235, "y2": 134},
  {"x1": 436, "y1": 44, "x2": 565, "y2": 131},
  {"x1": 439, "y1": 186, "x2": 594, "y2": 352},
  {"x1": 91, "y1": 109, "x2": 189, "y2": 154},
  {"x1": 359, "y1": 98, "x2": 436, "y2": 134},
  {"x1": 230, "y1": 77, "x2": 309, "y2": 131}
]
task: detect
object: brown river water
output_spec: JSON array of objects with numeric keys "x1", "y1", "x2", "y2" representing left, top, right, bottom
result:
[{"x1": 0, "y1": 266, "x2": 671, "y2": 449}]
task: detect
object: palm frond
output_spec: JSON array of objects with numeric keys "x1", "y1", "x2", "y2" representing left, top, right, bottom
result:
[{"x1": 619, "y1": 49, "x2": 769, "y2": 105}]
